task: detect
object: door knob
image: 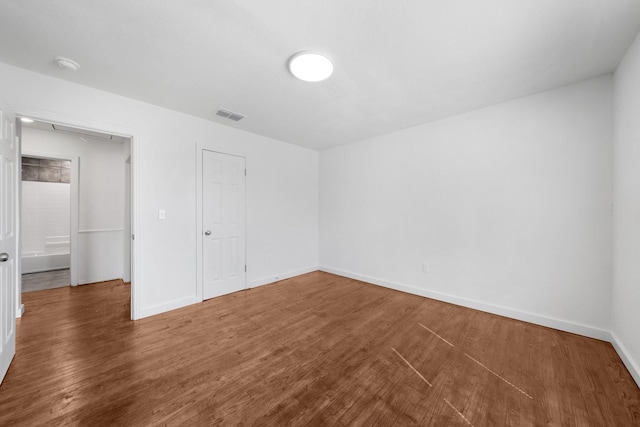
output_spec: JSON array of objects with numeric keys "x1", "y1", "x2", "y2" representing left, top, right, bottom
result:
[
  {"x1": 0, "y1": 253, "x2": 9, "y2": 262},
  {"x1": 204, "y1": 230, "x2": 212, "y2": 236}
]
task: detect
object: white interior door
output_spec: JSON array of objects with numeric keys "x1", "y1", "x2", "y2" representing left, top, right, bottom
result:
[
  {"x1": 0, "y1": 108, "x2": 17, "y2": 385},
  {"x1": 202, "y1": 150, "x2": 246, "y2": 300}
]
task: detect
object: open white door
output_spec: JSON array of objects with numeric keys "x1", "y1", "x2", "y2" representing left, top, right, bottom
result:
[
  {"x1": 202, "y1": 150, "x2": 246, "y2": 300},
  {"x1": 0, "y1": 106, "x2": 17, "y2": 385}
]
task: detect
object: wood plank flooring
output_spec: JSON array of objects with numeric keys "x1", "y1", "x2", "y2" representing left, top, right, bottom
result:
[{"x1": 0, "y1": 271, "x2": 638, "y2": 426}]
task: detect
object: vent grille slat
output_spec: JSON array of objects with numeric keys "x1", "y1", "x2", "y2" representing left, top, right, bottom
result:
[{"x1": 216, "y1": 108, "x2": 245, "y2": 122}]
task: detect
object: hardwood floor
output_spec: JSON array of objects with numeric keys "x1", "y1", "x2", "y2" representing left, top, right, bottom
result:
[{"x1": 0, "y1": 271, "x2": 638, "y2": 426}]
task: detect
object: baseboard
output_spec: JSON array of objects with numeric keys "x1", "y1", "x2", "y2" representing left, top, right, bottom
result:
[
  {"x1": 139, "y1": 295, "x2": 200, "y2": 319},
  {"x1": 16, "y1": 304, "x2": 25, "y2": 318},
  {"x1": 319, "y1": 266, "x2": 611, "y2": 341},
  {"x1": 249, "y1": 265, "x2": 318, "y2": 289},
  {"x1": 609, "y1": 332, "x2": 640, "y2": 388},
  {"x1": 22, "y1": 266, "x2": 70, "y2": 275},
  {"x1": 139, "y1": 267, "x2": 317, "y2": 319}
]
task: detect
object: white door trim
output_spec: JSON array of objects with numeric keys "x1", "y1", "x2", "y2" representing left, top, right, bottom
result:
[
  {"x1": 123, "y1": 156, "x2": 132, "y2": 284},
  {"x1": 12, "y1": 106, "x2": 142, "y2": 319},
  {"x1": 196, "y1": 143, "x2": 247, "y2": 302}
]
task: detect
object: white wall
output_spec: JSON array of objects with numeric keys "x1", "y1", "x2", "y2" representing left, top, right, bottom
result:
[
  {"x1": 612, "y1": 32, "x2": 640, "y2": 386},
  {"x1": 0, "y1": 62, "x2": 319, "y2": 318},
  {"x1": 22, "y1": 127, "x2": 125, "y2": 284},
  {"x1": 320, "y1": 76, "x2": 613, "y2": 338}
]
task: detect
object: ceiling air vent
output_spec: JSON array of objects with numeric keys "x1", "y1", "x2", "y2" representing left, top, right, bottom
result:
[{"x1": 216, "y1": 108, "x2": 245, "y2": 122}]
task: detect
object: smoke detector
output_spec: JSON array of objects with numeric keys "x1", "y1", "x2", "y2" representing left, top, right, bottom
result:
[{"x1": 54, "y1": 56, "x2": 80, "y2": 71}]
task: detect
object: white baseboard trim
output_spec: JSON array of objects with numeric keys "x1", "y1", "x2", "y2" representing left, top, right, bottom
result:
[
  {"x1": 78, "y1": 276, "x2": 124, "y2": 286},
  {"x1": 319, "y1": 266, "x2": 611, "y2": 341},
  {"x1": 609, "y1": 332, "x2": 640, "y2": 388},
  {"x1": 16, "y1": 304, "x2": 25, "y2": 318},
  {"x1": 140, "y1": 295, "x2": 199, "y2": 319},
  {"x1": 140, "y1": 267, "x2": 318, "y2": 319},
  {"x1": 250, "y1": 265, "x2": 318, "y2": 289}
]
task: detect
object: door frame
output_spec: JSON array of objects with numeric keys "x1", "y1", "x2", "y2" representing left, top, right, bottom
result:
[
  {"x1": 13, "y1": 107, "x2": 141, "y2": 320},
  {"x1": 196, "y1": 143, "x2": 247, "y2": 302},
  {"x1": 123, "y1": 156, "x2": 132, "y2": 283}
]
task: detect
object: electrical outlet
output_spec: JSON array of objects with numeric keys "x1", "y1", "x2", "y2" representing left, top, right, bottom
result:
[
  {"x1": 159, "y1": 209, "x2": 166, "y2": 220},
  {"x1": 422, "y1": 263, "x2": 429, "y2": 273}
]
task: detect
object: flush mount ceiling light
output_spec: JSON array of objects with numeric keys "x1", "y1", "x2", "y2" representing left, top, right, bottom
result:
[
  {"x1": 54, "y1": 56, "x2": 80, "y2": 71},
  {"x1": 288, "y1": 51, "x2": 333, "y2": 82}
]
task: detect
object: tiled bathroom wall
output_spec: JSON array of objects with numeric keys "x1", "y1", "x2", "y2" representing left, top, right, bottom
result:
[
  {"x1": 21, "y1": 164, "x2": 71, "y2": 254},
  {"x1": 22, "y1": 156, "x2": 71, "y2": 183}
]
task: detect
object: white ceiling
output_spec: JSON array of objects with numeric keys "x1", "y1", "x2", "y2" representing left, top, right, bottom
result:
[{"x1": 1, "y1": 1, "x2": 639, "y2": 151}]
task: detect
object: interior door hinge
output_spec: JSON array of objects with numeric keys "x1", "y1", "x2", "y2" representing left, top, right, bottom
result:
[
  {"x1": 132, "y1": 234, "x2": 135, "y2": 240},
  {"x1": 245, "y1": 265, "x2": 247, "y2": 272},
  {"x1": 244, "y1": 169, "x2": 247, "y2": 176}
]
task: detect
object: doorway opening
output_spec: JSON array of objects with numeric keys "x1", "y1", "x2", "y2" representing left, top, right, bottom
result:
[
  {"x1": 21, "y1": 154, "x2": 72, "y2": 292},
  {"x1": 17, "y1": 119, "x2": 133, "y2": 304}
]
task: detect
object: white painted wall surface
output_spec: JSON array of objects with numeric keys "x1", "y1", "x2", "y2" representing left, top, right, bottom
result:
[
  {"x1": 0, "y1": 62, "x2": 319, "y2": 318},
  {"x1": 77, "y1": 230, "x2": 123, "y2": 284},
  {"x1": 612, "y1": 32, "x2": 640, "y2": 386},
  {"x1": 320, "y1": 76, "x2": 613, "y2": 337}
]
